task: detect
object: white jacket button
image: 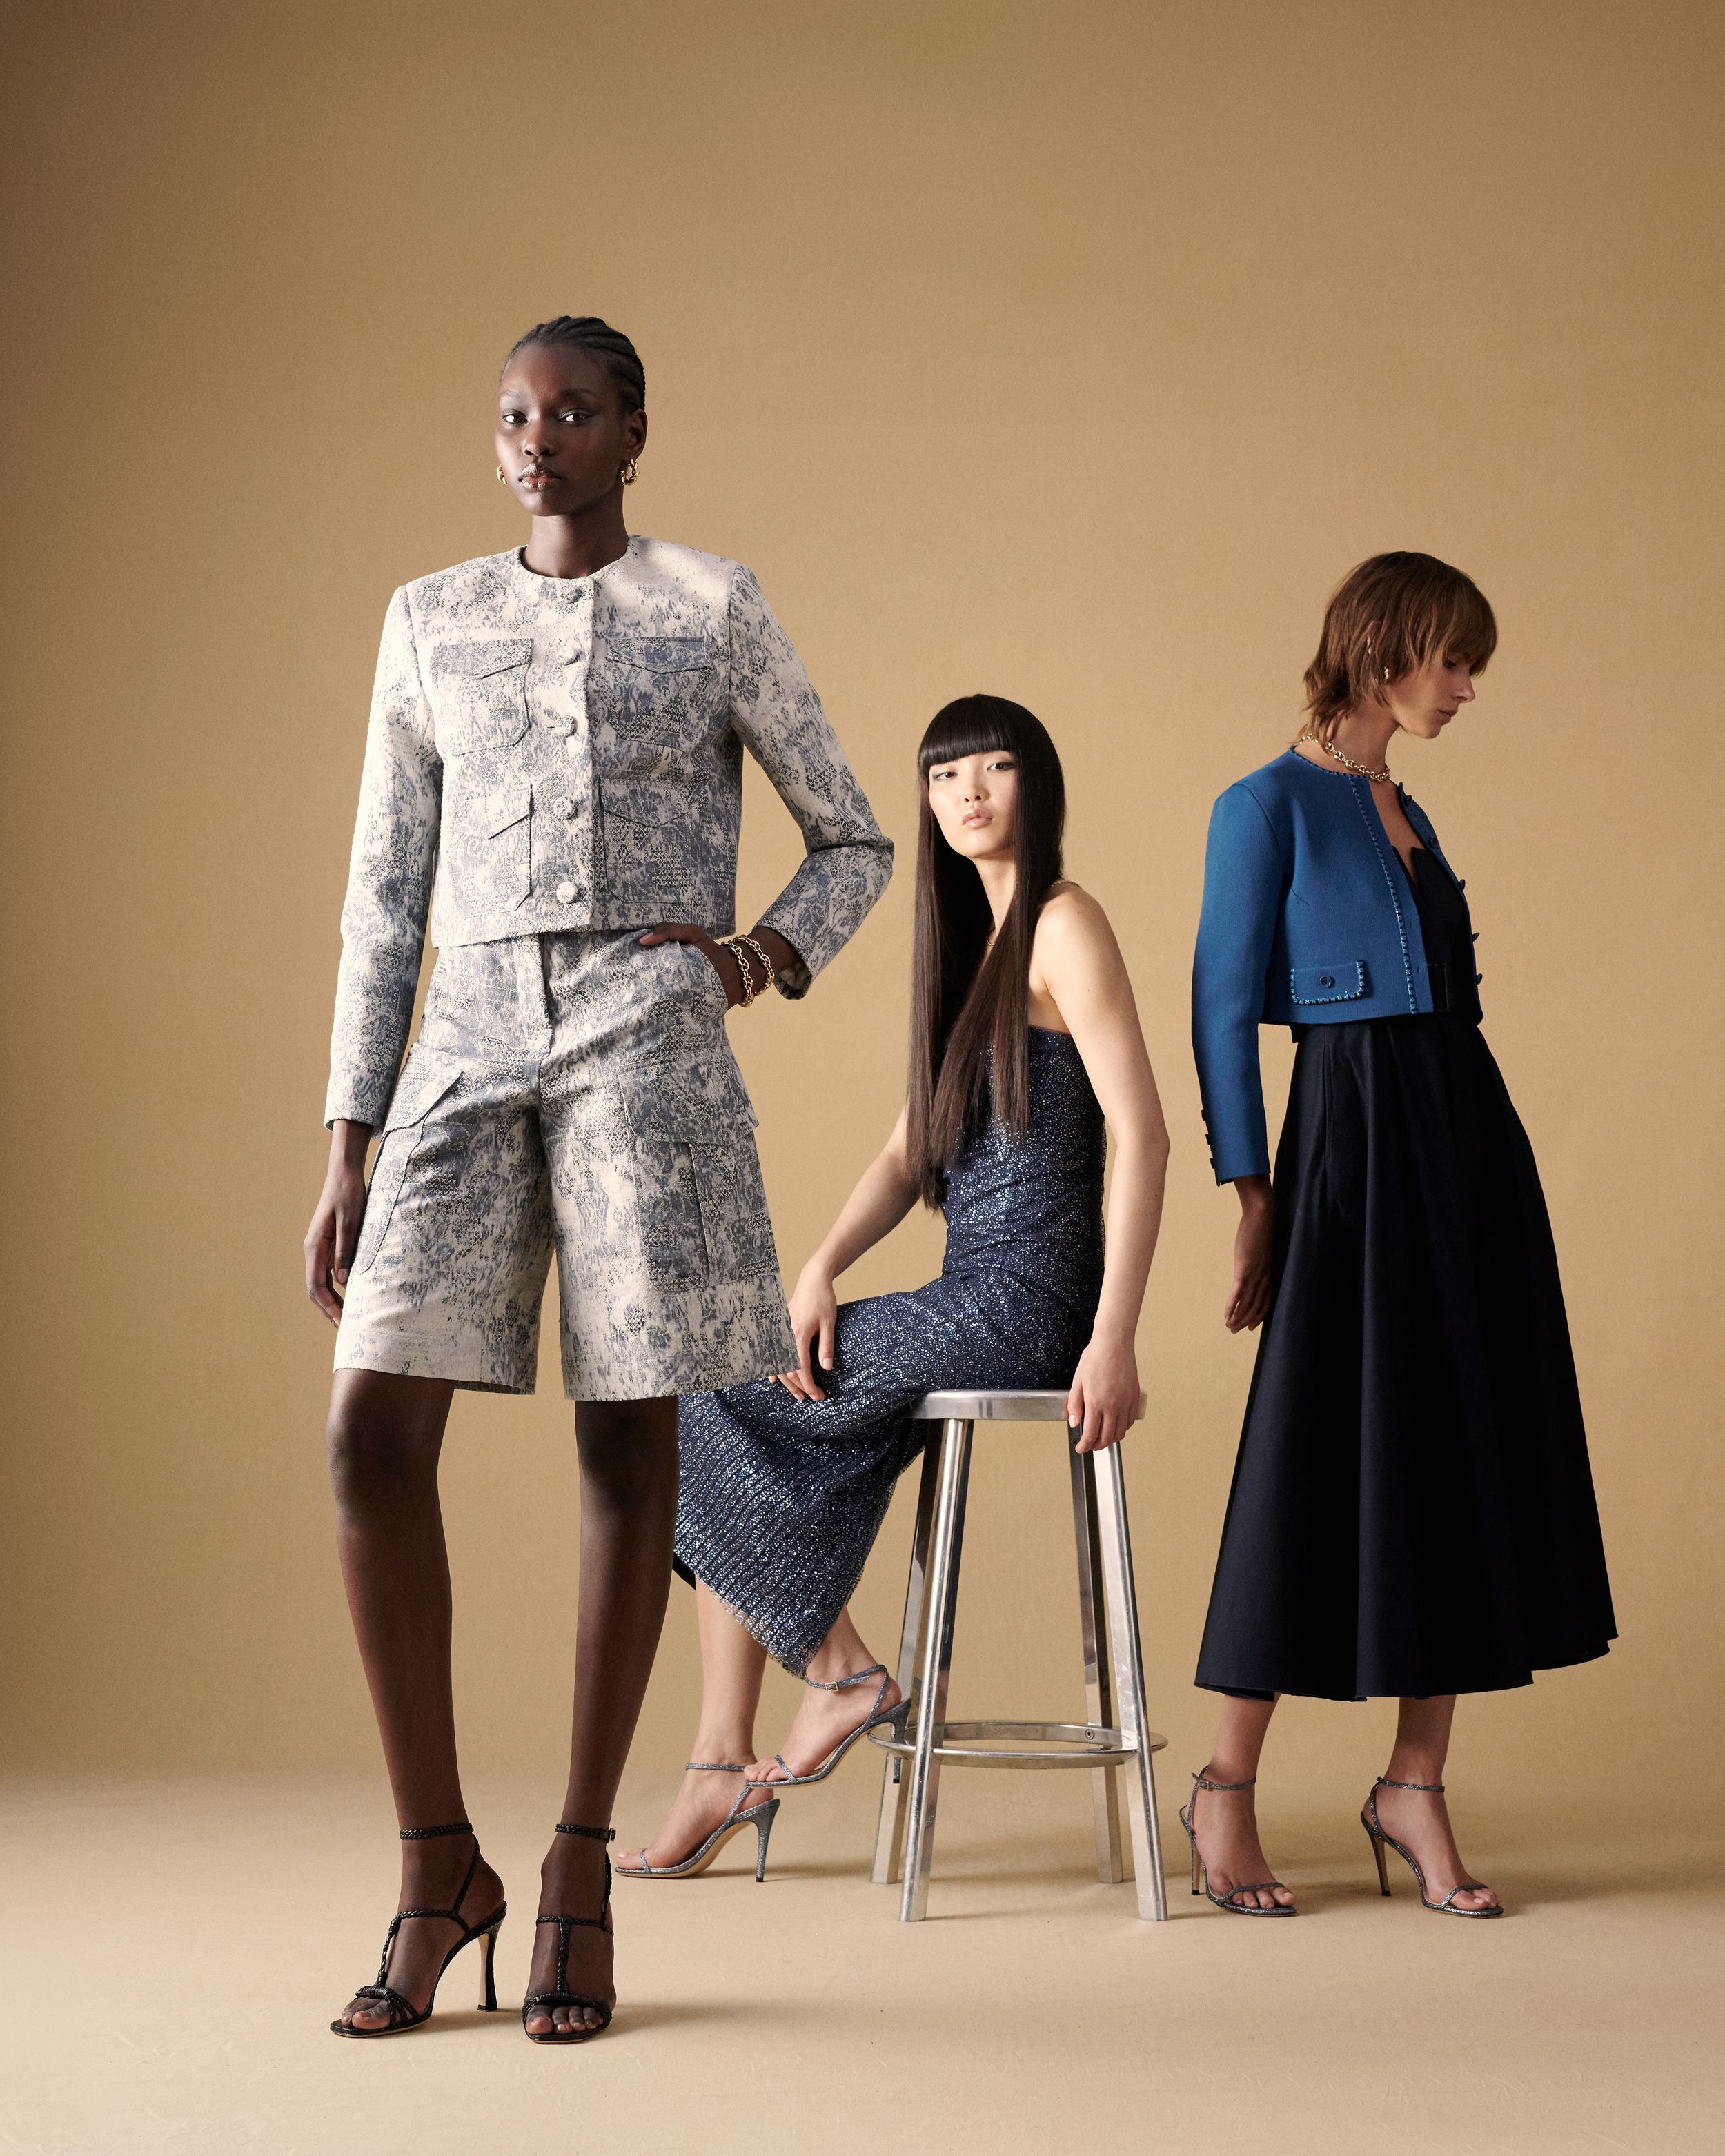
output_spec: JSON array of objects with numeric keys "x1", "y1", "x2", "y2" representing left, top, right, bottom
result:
[
  {"x1": 555, "y1": 881, "x2": 579, "y2": 905},
  {"x1": 553, "y1": 796, "x2": 575, "y2": 817}
]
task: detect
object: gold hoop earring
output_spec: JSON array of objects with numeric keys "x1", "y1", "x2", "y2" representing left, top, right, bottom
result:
[
  {"x1": 619, "y1": 459, "x2": 639, "y2": 486},
  {"x1": 495, "y1": 465, "x2": 506, "y2": 484}
]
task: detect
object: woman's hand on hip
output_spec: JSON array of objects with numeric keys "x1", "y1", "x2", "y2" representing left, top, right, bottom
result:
[
  {"x1": 1225, "y1": 1176, "x2": 1274, "y2": 1333},
  {"x1": 1065, "y1": 1323, "x2": 1141, "y2": 1453},
  {"x1": 773, "y1": 1263, "x2": 839, "y2": 1403},
  {"x1": 638, "y1": 922, "x2": 745, "y2": 1006},
  {"x1": 304, "y1": 1122, "x2": 372, "y2": 1325}
]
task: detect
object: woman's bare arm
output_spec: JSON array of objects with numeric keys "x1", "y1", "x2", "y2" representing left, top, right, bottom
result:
[
  {"x1": 776, "y1": 1105, "x2": 918, "y2": 1402},
  {"x1": 1031, "y1": 887, "x2": 1171, "y2": 1451}
]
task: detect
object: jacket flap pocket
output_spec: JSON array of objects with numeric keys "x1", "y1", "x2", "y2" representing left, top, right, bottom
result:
[
  {"x1": 617, "y1": 1057, "x2": 758, "y2": 1142},
  {"x1": 485, "y1": 783, "x2": 533, "y2": 838},
  {"x1": 431, "y1": 637, "x2": 533, "y2": 682},
  {"x1": 600, "y1": 771, "x2": 670, "y2": 827},
  {"x1": 1290, "y1": 962, "x2": 1368, "y2": 1005},
  {"x1": 605, "y1": 633, "x2": 717, "y2": 672},
  {"x1": 382, "y1": 1063, "x2": 462, "y2": 1131}
]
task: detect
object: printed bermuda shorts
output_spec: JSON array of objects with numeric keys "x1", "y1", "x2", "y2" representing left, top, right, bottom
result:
[{"x1": 335, "y1": 930, "x2": 798, "y2": 1400}]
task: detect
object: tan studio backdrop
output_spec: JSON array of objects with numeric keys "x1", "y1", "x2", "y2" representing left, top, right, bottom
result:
[{"x1": 1, "y1": 0, "x2": 1720, "y2": 1832}]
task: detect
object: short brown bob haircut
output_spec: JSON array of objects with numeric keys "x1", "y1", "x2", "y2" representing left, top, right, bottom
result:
[{"x1": 1301, "y1": 551, "x2": 1497, "y2": 737}]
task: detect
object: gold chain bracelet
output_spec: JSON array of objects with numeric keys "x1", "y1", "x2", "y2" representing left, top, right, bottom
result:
[{"x1": 714, "y1": 932, "x2": 776, "y2": 1009}]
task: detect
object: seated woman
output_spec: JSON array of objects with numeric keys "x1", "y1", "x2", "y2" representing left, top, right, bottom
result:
[{"x1": 619, "y1": 694, "x2": 1171, "y2": 1879}]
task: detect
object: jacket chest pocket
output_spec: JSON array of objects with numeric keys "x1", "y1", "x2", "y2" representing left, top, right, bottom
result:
[
  {"x1": 616, "y1": 1059, "x2": 777, "y2": 1288},
  {"x1": 598, "y1": 633, "x2": 719, "y2": 741},
  {"x1": 429, "y1": 638, "x2": 533, "y2": 755}
]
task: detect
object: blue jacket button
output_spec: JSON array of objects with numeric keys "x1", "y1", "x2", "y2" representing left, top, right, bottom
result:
[
  {"x1": 1319, "y1": 973, "x2": 1334, "y2": 988},
  {"x1": 1474, "y1": 972, "x2": 1483, "y2": 984}
]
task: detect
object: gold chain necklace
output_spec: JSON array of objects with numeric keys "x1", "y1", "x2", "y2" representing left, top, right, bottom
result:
[{"x1": 1297, "y1": 729, "x2": 1392, "y2": 784}]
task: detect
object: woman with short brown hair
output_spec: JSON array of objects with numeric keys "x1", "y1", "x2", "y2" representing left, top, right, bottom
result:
[{"x1": 1185, "y1": 551, "x2": 1614, "y2": 1917}]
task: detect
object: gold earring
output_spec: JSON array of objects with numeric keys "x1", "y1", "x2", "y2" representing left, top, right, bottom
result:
[
  {"x1": 496, "y1": 465, "x2": 506, "y2": 484},
  {"x1": 619, "y1": 459, "x2": 639, "y2": 486}
]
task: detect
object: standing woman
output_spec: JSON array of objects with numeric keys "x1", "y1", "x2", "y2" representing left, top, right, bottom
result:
[
  {"x1": 1187, "y1": 552, "x2": 1613, "y2": 1917},
  {"x1": 618, "y1": 695, "x2": 1170, "y2": 1879},
  {"x1": 304, "y1": 317, "x2": 891, "y2": 2038}
]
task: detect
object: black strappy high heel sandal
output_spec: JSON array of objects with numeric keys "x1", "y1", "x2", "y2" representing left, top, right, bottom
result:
[
  {"x1": 614, "y1": 1763, "x2": 781, "y2": 1881},
  {"x1": 756, "y1": 1663, "x2": 909, "y2": 1788},
  {"x1": 330, "y1": 1821, "x2": 506, "y2": 2037},
  {"x1": 522, "y1": 1823, "x2": 618, "y2": 2044},
  {"x1": 1361, "y1": 1776, "x2": 1504, "y2": 1916}
]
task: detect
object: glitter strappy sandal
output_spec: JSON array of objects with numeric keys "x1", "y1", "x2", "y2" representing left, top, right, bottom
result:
[
  {"x1": 522, "y1": 1823, "x2": 618, "y2": 2043},
  {"x1": 329, "y1": 1822, "x2": 506, "y2": 2037},
  {"x1": 1178, "y1": 1772, "x2": 1297, "y2": 1915},
  {"x1": 1361, "y1": 1776, "x2": 1504, "y2": 1916},
  {"x1": 615, "y1": 1763, "x2": 781, "y2": 1881},
  {"x1": 753, "y1": 1663, "x2": 910, "y2": 1788}
]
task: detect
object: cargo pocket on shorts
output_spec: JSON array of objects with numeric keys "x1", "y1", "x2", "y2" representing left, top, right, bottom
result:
[
  {"x1": 353, "y1": 1063, "x2": 464, "y2": 1275},
  {"x1": 616, "y1": 1058, "x2": 778, "y2": 1288}
]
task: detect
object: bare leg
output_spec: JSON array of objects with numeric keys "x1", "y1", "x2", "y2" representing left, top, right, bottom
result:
[
  {"x1": 1185, "y1": 1696, "x2": 1294, "y2": 1912},
  {"x1": 326, "y1": 1369, "x2": 506, "y2": 2031},
  {"x1": 618, "y1": 1583, "x2": 772, "y2": 1870},
  {"x1": 524, "y1": 1395, "x2": 681, "y2": 2037},
  {"x1": 1370, "y1": 1696, "x2": 1501, "y2": 1912},
  {"x1": 749, "y1": 1605, "x2": 903, "y2": 1784}
]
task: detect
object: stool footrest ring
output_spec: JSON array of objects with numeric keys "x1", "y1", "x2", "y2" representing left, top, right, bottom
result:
[{"x1": 869, "y1": 1718, "x2": 1168, "y2": 1770}]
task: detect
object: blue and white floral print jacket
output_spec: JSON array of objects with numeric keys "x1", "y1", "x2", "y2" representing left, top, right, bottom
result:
[{"x1": 326, "y1": 536, "x2": 894, "y2": 1128}]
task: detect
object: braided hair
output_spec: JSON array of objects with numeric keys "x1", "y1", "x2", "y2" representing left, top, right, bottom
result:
[{"x1": 502, "y1": 316, "x2": 646, "y2": 413}]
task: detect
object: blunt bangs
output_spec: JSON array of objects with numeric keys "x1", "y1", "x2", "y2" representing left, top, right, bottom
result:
[{"x1": 918, "y1": 695, "x2": 1021, "y2": 776}]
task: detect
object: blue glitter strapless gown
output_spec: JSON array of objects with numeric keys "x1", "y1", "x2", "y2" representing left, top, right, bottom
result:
[{"x1": 673, "y1": 1027, "x2": 1106, "y2": 1672}]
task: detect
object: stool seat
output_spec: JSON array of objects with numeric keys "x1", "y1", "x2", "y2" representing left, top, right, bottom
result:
[
  {"x1": 914, "y1": 1389, "x2": 1148, "y2": 1421},
  {"x1": 869, "y1": 1390, "x2": 1167, "y2": 1921}
]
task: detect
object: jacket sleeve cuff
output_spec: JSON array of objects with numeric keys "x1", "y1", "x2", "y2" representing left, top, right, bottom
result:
[{"x1": 324, "y1": 1076, "x2": 388, "y2": 1131}]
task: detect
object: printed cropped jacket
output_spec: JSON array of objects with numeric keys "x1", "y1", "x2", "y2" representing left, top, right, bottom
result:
[
  {"x1": 327, "y1": 536, "x2": 893, "y2": 1127},
  {"x1": 1192, "y1": 748, "x2": 1481, "y2": 1183}
]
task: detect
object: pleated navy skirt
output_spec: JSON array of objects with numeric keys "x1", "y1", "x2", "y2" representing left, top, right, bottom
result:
[{"x1": 1195, "y1": 1007, "x2": 1615, "y2": 1701}]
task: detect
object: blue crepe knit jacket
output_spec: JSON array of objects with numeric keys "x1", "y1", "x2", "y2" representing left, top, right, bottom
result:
[{"x1": 1192, "y1": 749, "x2": 1480, "y2": 1183}]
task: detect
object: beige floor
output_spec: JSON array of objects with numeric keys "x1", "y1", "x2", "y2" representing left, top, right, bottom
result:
[{"x1": 6, "y1": 1768, "x2": 1719, "y2": 2156}]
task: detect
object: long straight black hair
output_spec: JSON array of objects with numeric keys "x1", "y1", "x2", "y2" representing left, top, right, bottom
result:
[{"x1": 905, "y1": 695, "x2": 1067, "y2": 1207}]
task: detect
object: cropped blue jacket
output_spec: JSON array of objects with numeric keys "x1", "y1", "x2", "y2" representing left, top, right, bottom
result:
[{"x1": 1192, "y1": 749, "x2": 1480, "y2": 1183}]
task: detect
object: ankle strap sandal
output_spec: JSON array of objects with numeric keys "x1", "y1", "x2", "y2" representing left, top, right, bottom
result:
[
  {"x1": 523, "y1": 1825, "x2": 618, "y2": 2042},
  {"x1": 331, "y1": 1822, "x2": 506, "y2": 2037}
]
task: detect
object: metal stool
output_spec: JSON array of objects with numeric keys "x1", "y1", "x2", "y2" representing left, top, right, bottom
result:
[{"x1": 868, "y1": 1390, "x2": 1167, "y2": 1921}]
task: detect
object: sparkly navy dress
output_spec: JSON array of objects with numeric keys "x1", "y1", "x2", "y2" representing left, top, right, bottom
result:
[{"x1": 675, "y1": 1027, "x2": 1105, "y2": 1672}]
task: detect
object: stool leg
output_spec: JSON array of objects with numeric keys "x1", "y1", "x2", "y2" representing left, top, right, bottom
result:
[
  {"x1": 899, "y1": 1416, "x2": 972, "y2": 1923},
  {"x1": 1070, "y1": 1438, "x2": 1125, "y2": 1884},
  {"x1": 1093, "y1": 1443, "x2": 1167, "y2": 1920},
  {"x1": 872, "y1": 1437, "x2": 942, "y2": 1886}
]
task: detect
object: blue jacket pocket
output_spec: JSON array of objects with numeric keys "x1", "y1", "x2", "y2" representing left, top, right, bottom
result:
[{"x1": 1290, "y1": 961, "x2": 1368, "y2": 1005}]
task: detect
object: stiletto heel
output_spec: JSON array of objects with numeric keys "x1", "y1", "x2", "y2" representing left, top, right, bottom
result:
[
  {"x1": 751, "y1": 1800, "x2": 778, "y2": 1882},
  {"x1": 331, "y1": 1822, "x2": 507, "y2": 2037},
  {"x1": 1359, "y1": 1776, "x2": 1504, "y2": 1917},
  {"x1": 615, "y1": 1763, "x2": 782, "y2": 1881},
  {"x1": 477, "y1": 1921, "x2": 501, "y2": 2010},
  {"x1": 758, "y1": 1663, "x2": 906, "y2": 1788},
  {"x1": 1176, "y1": 1772, "x2": 1296, "y2": 1916},
  {"x1": 522, "y1": 1823, "x2": 618, "y2": 2042}
]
